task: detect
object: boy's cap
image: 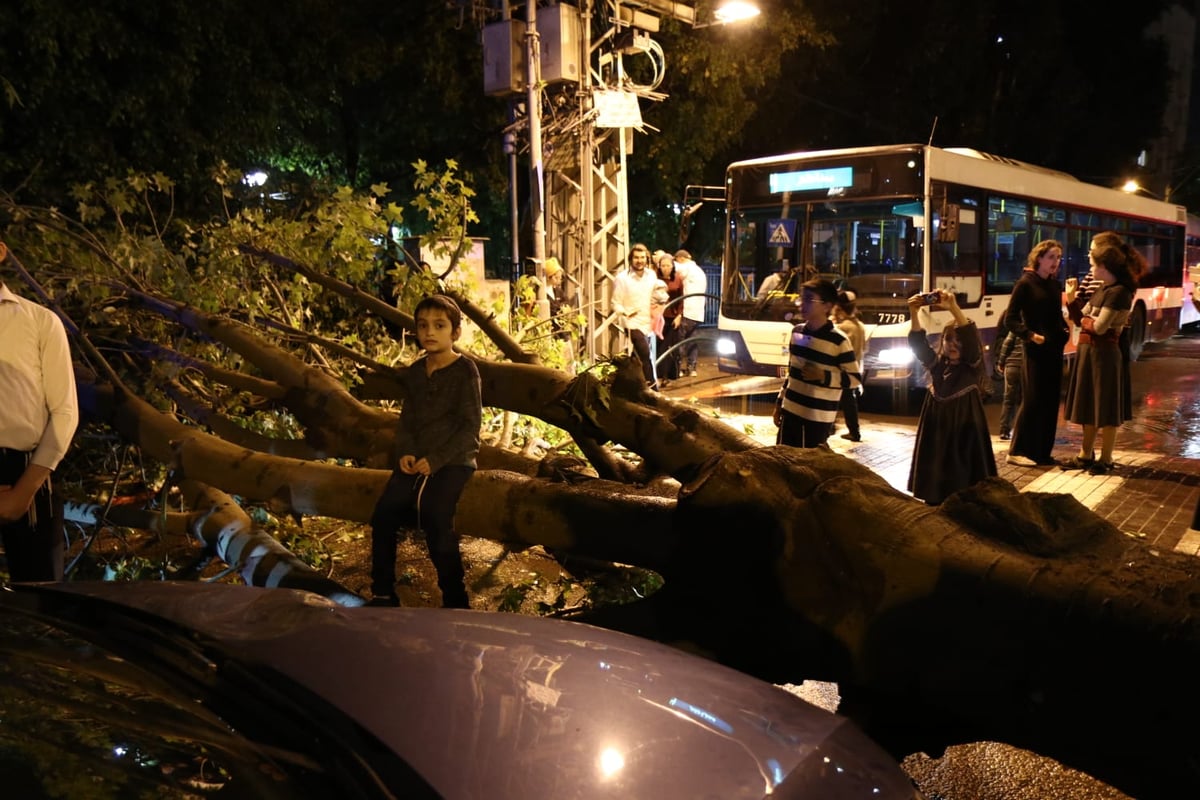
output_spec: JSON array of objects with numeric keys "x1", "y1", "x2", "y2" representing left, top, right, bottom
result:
[{"x1": 802, "y1": 277, "x2": 838, "y2": 303}]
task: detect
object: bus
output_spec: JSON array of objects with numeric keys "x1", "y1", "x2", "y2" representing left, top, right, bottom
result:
[
  {"x1": 1185, "y1": 212, "x2": 1200, "y2": 327},
  {"x1": 714, "y1": 144, "x2": 1188, "y2": 395}
]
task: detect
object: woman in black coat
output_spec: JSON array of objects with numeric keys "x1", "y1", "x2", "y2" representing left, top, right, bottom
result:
[{"x1": 1004, "y1": 240, "x2": 1068, "y2": 466}]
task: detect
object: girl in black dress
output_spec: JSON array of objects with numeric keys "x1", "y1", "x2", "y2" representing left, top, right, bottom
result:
[{"x1": 907, "y1": 289, "x2": 997, "y2": 504}]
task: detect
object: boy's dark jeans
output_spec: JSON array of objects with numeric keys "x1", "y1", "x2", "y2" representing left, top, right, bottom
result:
[{"x1": 369, "y1": 465, "x2": 474, "y2": 607}]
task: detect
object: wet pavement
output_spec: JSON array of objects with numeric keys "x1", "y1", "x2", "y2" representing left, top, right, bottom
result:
[{"x1": 662, "y1": 327, "x2": 1200, "y2": 556}]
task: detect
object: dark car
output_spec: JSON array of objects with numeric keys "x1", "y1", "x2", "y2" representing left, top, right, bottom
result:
[{"x1": 0, "y1": 581, "x2": 921, "y2": 798}]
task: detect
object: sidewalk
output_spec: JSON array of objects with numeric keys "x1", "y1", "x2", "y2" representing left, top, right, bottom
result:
[
  {"x1": 661, "y1": 345, "x2": 1200, "y2": 558},
  {"x1": 826, "y1": 422, "x2": 1200, "y2": 558}
]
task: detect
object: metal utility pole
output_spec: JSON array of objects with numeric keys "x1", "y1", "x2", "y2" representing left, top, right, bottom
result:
[
  {"x1": 525, "y1": 2, "x2": 549, "y2": 317},
  {"x1": 486, "y1": 2, "x2": 753, "y2": 360}
]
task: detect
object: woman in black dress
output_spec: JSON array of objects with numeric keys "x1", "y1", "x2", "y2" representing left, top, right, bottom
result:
[
  {"x1": 1061, "y1": 231, "x2": 1145, "y2": 474},
  {"x1": 1004, "y1": 239, "x2": 1069, "y2": 467},
  {"x1": 907, "y1": 289, "x2": 997, "y2": 505}
]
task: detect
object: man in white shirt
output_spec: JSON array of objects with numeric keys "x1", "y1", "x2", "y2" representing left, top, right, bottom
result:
[
  {"x1": 610, "y1": 243, "x2": 659, "y2": 386},
  {"x1": 674, "y1": 250, "x2": 708, "y2": 377},
  {"x1": 0, "y1": 240, "x2": 79, "y2": 582}
]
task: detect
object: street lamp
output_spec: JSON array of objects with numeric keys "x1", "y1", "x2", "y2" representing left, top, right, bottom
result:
[
  {"x1": 702, "y1": 1, "x2": 761, "y2": 27},
  {"x1": 632, "y1": 0, "x2": 760, "y2": 28},
  {"x1": 1121, "y1": 179, "x2": 1164, "y2": 200}
]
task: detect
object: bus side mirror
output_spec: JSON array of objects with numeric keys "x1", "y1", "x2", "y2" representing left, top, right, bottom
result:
[{"x1": 678, "y1": 201, "x2": 704, "y2": 245}]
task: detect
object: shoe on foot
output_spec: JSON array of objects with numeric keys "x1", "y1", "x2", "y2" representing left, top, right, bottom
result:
[
  {"x1": 1060, "y1": 455, "x2": 1095, "y2": 470},
  {"x1": 1006, "y1": 454, "x2": 1037, "y2": 467},
  {"x1": 365, "y1": 594, "x2": 400, "y2": 607},
  {"x1": 840, "y1": 432, "x2": 861, "y2": 442},
  {"x1": 998, "y1": 432, "x2": 1011, "y2": 441},
  {"x1": 688, "y1": 368, "x2": 698, "y2": 377},
  {"x1": 1088, "y1": 460, "x2": 1116, "y2": 475}
]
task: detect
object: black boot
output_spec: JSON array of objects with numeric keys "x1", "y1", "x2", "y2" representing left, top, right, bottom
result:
[{"x1": 431, "y1": 550, "x2": 470, "y2": 609}]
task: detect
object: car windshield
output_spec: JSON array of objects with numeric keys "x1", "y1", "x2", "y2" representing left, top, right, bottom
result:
[{"x1": 0, "y1": 610, "x2": 406, "y2": 798}]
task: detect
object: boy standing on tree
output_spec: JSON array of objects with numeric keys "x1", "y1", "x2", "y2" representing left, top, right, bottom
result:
[{"x1": 369, "y1": 294, "x2": 482, "y2": 608}]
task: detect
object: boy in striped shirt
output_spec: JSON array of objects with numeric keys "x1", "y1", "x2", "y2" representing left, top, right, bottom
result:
[{"x1": 773, "y1": 278, "x2": 863, "y2": 447}]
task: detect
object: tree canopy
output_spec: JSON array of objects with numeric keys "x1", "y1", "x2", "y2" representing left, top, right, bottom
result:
[{"x1": 3, "y1": 1, "x2": 1181, "y2": 247}]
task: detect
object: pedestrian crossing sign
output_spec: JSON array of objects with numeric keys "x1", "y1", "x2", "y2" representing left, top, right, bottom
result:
[{"x1": 767, "y1": 219, "x2": 796, "y2": 246}]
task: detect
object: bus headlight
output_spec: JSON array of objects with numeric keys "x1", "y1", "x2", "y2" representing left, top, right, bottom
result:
[
  {"x1": 877, "y1": 347, "x2": 915, "y2": 365},
  {"x1": 716, "y1": 337, "x2": 738, "y2": 356}
]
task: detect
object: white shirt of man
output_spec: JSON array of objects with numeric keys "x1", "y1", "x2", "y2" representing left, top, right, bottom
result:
[
  {"x1": 611, "y1": 264, "x2": 659, "y2": 335},
  {"x1": 677, "y1": 258, "x2": 708, "y2": 322},
  {"x1": 0, "y1": 283, "x2": 79, "y2": 470}
]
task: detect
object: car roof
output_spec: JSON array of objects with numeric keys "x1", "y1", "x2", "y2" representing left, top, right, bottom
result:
[{"x1": 4, "y1": 582, "x2": 916, "y2": 799}]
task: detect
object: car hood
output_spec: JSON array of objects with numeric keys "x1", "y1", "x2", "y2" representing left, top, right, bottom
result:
[{"x1": 10, "y1": 582, "x2": 915, "y2": 799}]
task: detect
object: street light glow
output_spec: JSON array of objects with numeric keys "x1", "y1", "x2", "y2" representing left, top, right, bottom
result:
[{"x1": 714, "y1": 1, "x2": 761, "y2": 25}]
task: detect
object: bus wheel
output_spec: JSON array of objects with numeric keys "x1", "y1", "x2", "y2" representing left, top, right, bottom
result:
[{"x1": 1127, "y1": 303, "x2": 1147, "y2": 362}]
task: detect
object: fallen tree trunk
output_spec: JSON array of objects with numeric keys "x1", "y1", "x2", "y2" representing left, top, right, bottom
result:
[{"x1": 575, "y1": 446, "x2": 1200, "y2": 799}]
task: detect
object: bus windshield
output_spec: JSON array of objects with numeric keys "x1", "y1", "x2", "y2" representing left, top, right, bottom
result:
[{"x1": 724, "y1": 199, "x2": 925, "y2": 323}]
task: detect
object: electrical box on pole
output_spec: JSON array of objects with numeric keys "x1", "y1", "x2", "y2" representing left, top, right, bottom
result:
[
  {"x1": 538, "y1": 4, "x2": 582, "y2": 85},
  {"x1": 482, "y1": 20, "x2": 525, "y2": 96}
]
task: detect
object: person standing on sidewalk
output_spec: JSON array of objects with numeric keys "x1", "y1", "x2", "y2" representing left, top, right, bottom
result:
[
  {"x1": 833, "y1": 289, "x2": 865, "y2": 442},
  {"x1": 674, "y1": 250, "x2": 708, "y2": 378},
  {"x1": 611, "y1": 244, "x2": 659, "y2": 387},
  {"x1": 0, "y1": 240, "x2": 79, "y2": 582},
  {"x1": 1004, "y1": 240, "x2": 1068, "y2": 467},
  {"x1": 1060, "y1": 231, "x2": 1143, "y2": 474},
  {"x1": 906, "y1": 289, "x2": 996, "y2": 504},
  {"x1": 647, "y1": 270, "x2": 670, "y2": 389},
  {"x1": 773, "y1": 278, "x2": 862, "y2": 447},
  {"x1": 654, "y1": 250, "x2": 683, "y2": 386},
  {"x1": 995, "y1": 329, "x2": 1024, "y2": 441}
]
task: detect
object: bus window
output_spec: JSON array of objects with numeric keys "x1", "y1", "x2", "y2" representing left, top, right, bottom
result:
[
  {"x1": 932, "y1": 189, "x2": 983, "y2": 278},
  {"x1": 1061, "y1": 229, "x2": 1093, "y2": 286},
  {"x1": 1031, "y1": 203, "x2": 1067, "y2": 250}
]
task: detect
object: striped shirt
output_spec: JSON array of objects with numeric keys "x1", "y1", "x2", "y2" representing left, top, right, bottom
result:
[
  {"x1": 777, "y1": 320, "x2": 862, "y2": 424},
  {"x1": 1077, "y1": 267, "x2": 1104, "y2": 301}
]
